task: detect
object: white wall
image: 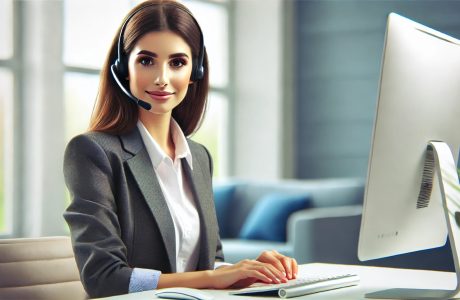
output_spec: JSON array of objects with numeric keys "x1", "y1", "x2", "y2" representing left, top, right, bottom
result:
[{"x1": 232, "y1": 0, "x2": 291, "y2": 180}]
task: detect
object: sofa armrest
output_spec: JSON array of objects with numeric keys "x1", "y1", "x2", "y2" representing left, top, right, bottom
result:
[{"x1": 287, "y1": 205, "x2": 362, "y2": 264}]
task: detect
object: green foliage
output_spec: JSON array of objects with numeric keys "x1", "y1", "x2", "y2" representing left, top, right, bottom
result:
[{"x1": 192, "y1": 125, "x2": 220, "y2": 177}]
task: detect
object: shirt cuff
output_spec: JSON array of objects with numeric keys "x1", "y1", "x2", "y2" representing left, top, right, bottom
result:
[
  {"x1": 214, "y1": 261, "x2": 232, "y2": 270},
  {"x1": 128, "y1": 268, "x2": 162, "y2": 293}
]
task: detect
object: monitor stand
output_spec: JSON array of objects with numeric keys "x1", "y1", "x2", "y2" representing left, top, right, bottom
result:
[{"x1": 366, "y1": 141, "x2": 460, "y2": 300}]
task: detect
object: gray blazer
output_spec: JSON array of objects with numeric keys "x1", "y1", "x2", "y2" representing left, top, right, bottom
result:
[{"x1": 63, "y1": 127, "x2": 224, "y2": 298}]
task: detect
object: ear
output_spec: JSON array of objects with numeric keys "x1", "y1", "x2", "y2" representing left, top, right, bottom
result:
[{"x1": 189, "y1": 80, "x2": 194, "y2": 85}]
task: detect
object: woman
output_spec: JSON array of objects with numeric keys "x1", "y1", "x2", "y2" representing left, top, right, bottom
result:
[{"x1": 63, "y1": 0, "x2": 297, "y2": 298}]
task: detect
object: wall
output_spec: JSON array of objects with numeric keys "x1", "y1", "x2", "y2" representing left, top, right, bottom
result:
[
  {"x1": 294, "y1": 0, "x2": 460, "y2": 179},
  {"x1": 231, "y1": 0, "x2": 287, "y2": 180}
]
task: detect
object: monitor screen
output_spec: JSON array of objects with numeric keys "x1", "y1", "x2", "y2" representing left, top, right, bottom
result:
[{"x1": 358, "y1": 13, "x2": 460, "y2": 262}]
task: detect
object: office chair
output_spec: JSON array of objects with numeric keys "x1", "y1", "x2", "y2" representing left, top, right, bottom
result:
[{"x1": 0, "y1": 236, "x2": 87, "y2": 300}]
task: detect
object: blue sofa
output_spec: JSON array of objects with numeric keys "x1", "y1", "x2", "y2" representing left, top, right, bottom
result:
[
  {"x1": 213, "y1": 178, "x2": 365, "y2": 264},
  {"x1": 213, "y1": 178, "x2": 454, "y2": 272}
]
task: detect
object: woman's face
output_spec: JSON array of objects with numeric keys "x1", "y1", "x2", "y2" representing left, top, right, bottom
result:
[{"x1": 127, "y1": 30, "x2": 193, "y2": 116}]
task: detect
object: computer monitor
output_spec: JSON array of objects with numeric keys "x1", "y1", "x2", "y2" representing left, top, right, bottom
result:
[{"x1": 358, "y1": 13, "x2": 460, "y2": 299}]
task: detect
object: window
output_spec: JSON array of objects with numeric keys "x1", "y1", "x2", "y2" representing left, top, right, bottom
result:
[
  {"x1": 63, "y1": 0, "x2": 131, "y2": 142},
  {"x1": 0, "y1": 70, "x2": 13, "y2": 233},
  {"x1": 63, "y1": 0, "x2": 130, "y2": 69},
  {"x1": 0, "y1": 0, "x2": 14, "y2": 234},
  {"x1": 186, "y1": 0, "x2": 230, "y2": 177},
  {"x1": 185, "y1": 0, "x2": 229, "y2": 87},
  {"x1": 192, "y1": 92, "x2": 229, "y2": 176},
  {"x1": 0, "y1": 0, "x2": 13, "y2": 59},
  {"x1": 64, "y1": 73, "x2": 99, "y2": 141}
]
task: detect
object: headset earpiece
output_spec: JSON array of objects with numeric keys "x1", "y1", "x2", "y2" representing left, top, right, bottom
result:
[
  {"x1": 113, "y1": 58, "x2": 128, "y2": 79},
  {"x1": 191, "y1": 58, "x2": 204, "y2": 81}
]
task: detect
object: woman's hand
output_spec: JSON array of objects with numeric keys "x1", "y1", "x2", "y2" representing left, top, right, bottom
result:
[
  {"x1": 256, "y1": 250, "x2": 298, "y2": 280},
  {"x1": 207, "y1": 251, "x2": 298, "y2": 289},
  {"x1": 209, "y1": 259, "x2": 288, "y2": 289}
]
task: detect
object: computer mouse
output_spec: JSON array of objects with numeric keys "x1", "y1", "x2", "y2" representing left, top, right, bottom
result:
[{"x1": 154, "y1": 287, "x2": 214, "y2": 300}]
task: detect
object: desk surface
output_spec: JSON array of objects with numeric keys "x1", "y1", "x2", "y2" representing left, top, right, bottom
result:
[{"x1": 98, "y1": 263, "x2": 458, "y2": 300}]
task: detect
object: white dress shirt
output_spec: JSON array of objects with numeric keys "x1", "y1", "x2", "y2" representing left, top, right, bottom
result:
[
  {"x1": 128, "y1": 119, "x2": 230, "y2": 293},
  {"x1": 137, "y1": 119, "x2": 201, "y2": 273}
]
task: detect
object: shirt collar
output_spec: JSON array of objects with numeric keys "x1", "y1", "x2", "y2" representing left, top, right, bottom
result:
[{"x1": 137, "y1": 119, "x2": 193, "y2": 170}]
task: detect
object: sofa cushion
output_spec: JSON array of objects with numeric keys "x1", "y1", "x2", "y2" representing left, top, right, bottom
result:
[
  {"x1": 213, "y1": 184, "x2": 237, "y2": 238},
  {"x1": 239, "y1": 193, "x2": 311, "y2": 242}
]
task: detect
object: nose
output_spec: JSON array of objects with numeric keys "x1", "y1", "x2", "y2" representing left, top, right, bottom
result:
[{"x1": 154, "y1": 63, "x2": 168, "y2": 87}]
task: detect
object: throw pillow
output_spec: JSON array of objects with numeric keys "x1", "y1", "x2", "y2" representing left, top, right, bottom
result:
[{"x1": 238, "y1": 193, "x2": 311, "y2": 242}]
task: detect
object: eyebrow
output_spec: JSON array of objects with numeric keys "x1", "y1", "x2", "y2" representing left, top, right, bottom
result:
[{"x1": 137, "y1": 50, "x2": 190, "y2": 59}]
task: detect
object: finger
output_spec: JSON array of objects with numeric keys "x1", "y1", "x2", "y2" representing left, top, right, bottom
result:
[
  {"x1": 266, "y1": 252, "x2": 291, "y2": 280},
  {"x1": 253, "y1": 262, "x2": 284, "y2": 283},
  {"x1": 246, "y1": 258, "x2": 287, "y2": 282},
  {"x1": 258, "y1": 261, "x2": 288, "y2": 283},
  {"x1": 258, "y1": 252, "x2": 286, "y2": 276},
  {"x1": 271, "y1": 251, "x2": 292, "y2": 278},
  {"x1": 280, "y1": 256, "x2": 292, "y2": 279},
  {"x1": 291, "y1": 258, "x2": 298, "y2": 279},
  {"x1": 244, "y1": 260, "x2": 283, "y2": 283}
]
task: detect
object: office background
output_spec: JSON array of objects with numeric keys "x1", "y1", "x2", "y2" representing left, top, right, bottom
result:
[{"x1": 0, "y1": 0, "x2": 460, "y2": 240}]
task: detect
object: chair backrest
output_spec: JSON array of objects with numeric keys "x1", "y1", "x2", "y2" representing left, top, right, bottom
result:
[{"x1": 0, "y1": 236, "x2": 87, "y2": 300}]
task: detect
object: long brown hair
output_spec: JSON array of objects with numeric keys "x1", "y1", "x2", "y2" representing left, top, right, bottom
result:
[{"x1": 89, "y1": 0, "x2": 209, "y2": 136}]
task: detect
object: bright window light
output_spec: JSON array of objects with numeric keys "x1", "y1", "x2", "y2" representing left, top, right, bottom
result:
[
  {"x1": 0, "y1": 0, "x2": 13, "y2": 59},
  {"x1": 63, "y1": 0, "x2": 131, "y2": 69},
  {"x1": 192, "y1": 92, "x2": 229, "y2": 177},
  {"x1": 185, "y1": 0, "x2": 229, "y2": 88},
  {"x1": 0, "y1": 69, "x2": 14, "y2": 234},
  {"x1": 64, "y1": 72, "x2": 99, "y2": 141}
]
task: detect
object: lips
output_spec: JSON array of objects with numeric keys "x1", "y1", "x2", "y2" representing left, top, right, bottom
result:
[{"x1": 146, "y1": 90, "x2": 174, "y2": 101}]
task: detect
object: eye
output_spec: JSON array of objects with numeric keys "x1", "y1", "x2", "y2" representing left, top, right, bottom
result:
[
  {"x1": 138, "y1": 56, "x2": 154, "y2": 66},
  {"x1": 170, "y1": 58, "x2": 187, "y2": 68}
]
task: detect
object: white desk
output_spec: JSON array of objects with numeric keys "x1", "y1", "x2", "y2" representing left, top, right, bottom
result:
[{"x1": 98, "y1": 263, "x2": 458, "y2": 299}]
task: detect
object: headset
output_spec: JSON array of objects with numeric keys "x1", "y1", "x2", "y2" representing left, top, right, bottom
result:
[{"x1": 110, "y1": 2, "x2": 206, "y2": 111}]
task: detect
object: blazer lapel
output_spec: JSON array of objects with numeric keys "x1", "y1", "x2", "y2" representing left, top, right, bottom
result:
[{"x1": 120, "y1": 129, "x2": 177, "y2": 272}]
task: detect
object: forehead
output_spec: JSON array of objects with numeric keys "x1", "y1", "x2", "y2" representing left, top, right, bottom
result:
[{"x1": 132, "y1": 31, "x2": 192, "y2": 56}]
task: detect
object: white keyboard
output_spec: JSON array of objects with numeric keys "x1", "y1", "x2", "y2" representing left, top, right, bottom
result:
[{"x1": 228, "y1": 274, "x2": 360, "y2": 298}]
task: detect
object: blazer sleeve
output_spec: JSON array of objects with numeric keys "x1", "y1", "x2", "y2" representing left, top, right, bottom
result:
[
  {"x1": 201, "y1": 145, "x2": 225, "y2": 263},
  {"x1": 63, "y1": 134, "x2": 132, "y2": 298}
]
